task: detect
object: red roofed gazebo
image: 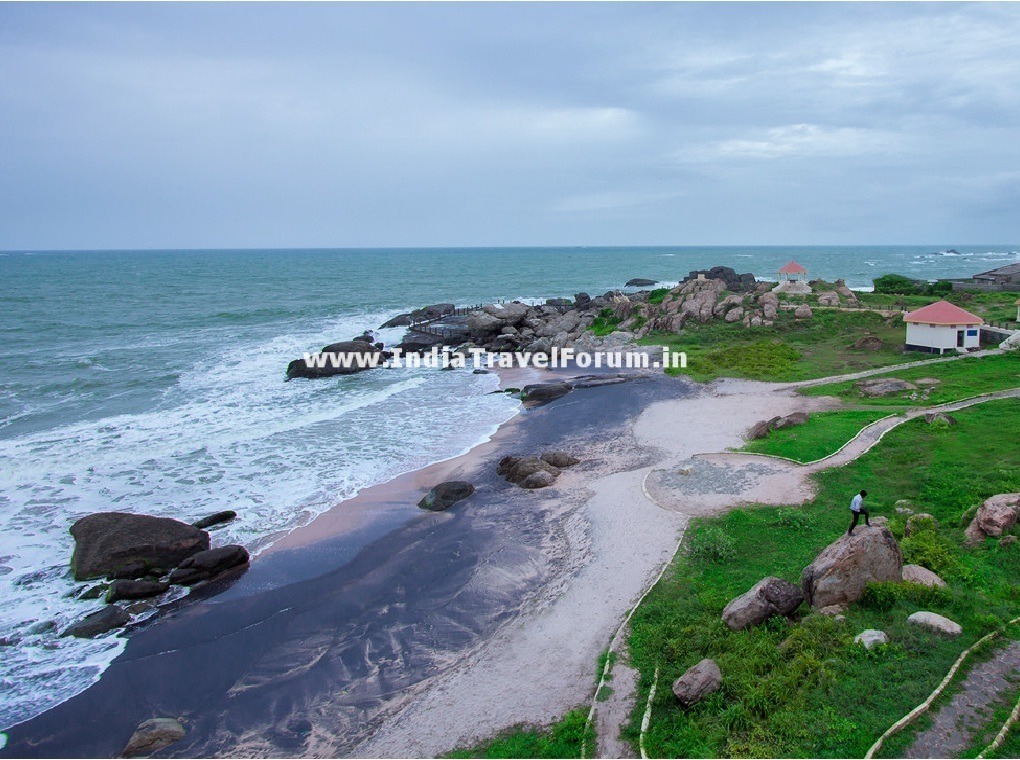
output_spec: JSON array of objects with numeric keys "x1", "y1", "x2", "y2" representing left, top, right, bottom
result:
[
  {"x1": 774, "y1": 260, "x2": 810, "y2": 293},
  {"x1": 903, "y1": 300, "x2": 983, "y2": 354}
]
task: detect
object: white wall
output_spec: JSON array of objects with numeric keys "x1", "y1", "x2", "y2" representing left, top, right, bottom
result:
[{"x1": 906, "y1": 323, "x2": 981, "y2": 352}]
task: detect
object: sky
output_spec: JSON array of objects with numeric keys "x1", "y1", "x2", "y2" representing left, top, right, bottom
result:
[{"x1": 1, "y1": 2, "x2": 1019, "y2": 249}]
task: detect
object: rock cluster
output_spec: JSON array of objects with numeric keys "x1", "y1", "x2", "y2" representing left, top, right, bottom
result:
[
  {"x1": 855, "y1": 378, "x2": 918, "y2": 397},
  {"x1": 498, "y1": 451, "x2": 580, "y2": 489},
  {"x1": 286, "y1": 341, "x2": 389, "y2": 380},
  {"x1": 63, "y1": 511, "x2": 249, "y2": 638}
]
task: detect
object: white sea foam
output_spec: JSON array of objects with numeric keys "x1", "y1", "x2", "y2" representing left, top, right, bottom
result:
[{"x1": 0, "y1": 308, "x2": 520, "y2": 730}]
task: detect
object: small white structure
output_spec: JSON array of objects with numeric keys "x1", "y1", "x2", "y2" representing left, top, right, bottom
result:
[
  {"x1": 903, "y1": 301, "x2": 983, "y2": 354},
  {"x1": 773, "y1": 260, "x2": 811, "y2": 294}
]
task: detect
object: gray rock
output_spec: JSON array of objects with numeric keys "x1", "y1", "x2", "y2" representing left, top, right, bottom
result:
[
  {"x1": 520, "y1": 470, "x2": 557, "y2": 489},
  {"x1": 70, "y1": 512, "x2": 210, "y2": 581},
  {"x1": 380, "y1": 313, "x2": 412, "y2": 328},
  {"x1": 409, "y1": 303, "x2": 455, "y2": 322},
  {"x1": 498, "y1": 456, "x2": 561, "y2": 489},
  {"x1": 907, "y1": 611, "x2": 962, "y2": 636},
  {"x1": 855, "y1": 378, "x2": 918, "y2": 397},
  {"x1": 62, "y1": 605, "x2": 130, "y2": 638},
  {"x1": 801, "y1": 526, "x2": 903, "y2": 608},
  {"x1": 168, "y1": 545, "x2": 249, "y2": 586},
  {"x1": 901, "y1": 564, "x2": 947, "y2": 588},
  {"x1": 540, "y1": 451, "x2": 580, "y2": 469},
  {"x1": 626, "y1": 278, "x2": 658, "y2": 287},
  {"x1": 192, "y1": 510, "x2": 237, "y2": 530},
  {"x1": 722, "y1": 576, "x2": 803, "y2": 631},
  {"x1": 418, "y1": 481, "x2": 475, "y2": 511},
  {"x1": 672, "y1": 659, "x2": 722, "y2": 707},
  {"x1": 106, "y1": 579, "x2": 170, "y2": 603},
  {"x1": 286, "y1": 341, "x2": 387, "y2": 379},
  {"x1": 466, "y1": 310, "x2": 505, "y2": 334},
  {"x1": 854, "y1": 629, "x2": 889, "y2": 650},
  {"x1": 122, "y1": 718, "x2": 186, "y2": 758},
  {"x1": 964, "y1": 493, "x2": 1020, "y2": 545},
  {"x1": 520, "y1": 382, "x2": 572, "y2": 405},
  {"x1": 795, "y1": 304, "x2": 813, "y2": 319},
  {"x1": 925, "y1": 412, "x2": 957, "y2": 426}
]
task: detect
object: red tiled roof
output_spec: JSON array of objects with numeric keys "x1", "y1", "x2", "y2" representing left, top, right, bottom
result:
[
  {"x1": 903, "y1": 300, "x2": 983, "y2": 325},
  {"x1": 778, "y1": 260, "x2": 807, "y2": 275}
]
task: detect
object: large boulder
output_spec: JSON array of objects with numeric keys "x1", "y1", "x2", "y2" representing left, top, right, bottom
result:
[
  {"x1": 380, "y1": 313, "x2": 413, "y2": 328},
  {"x1": 626, "y1": 278, "x2": 658, "y2": 287},
  {"x1": 964, "y1": 494, "x2": 1020, "y2": 545},
  {"x1": 722, "y1": 576, "x2": 803, "y2": 631},
  {"x1": 61, "y1": 605, "x2": 130, "y2": 638},
  {"x1": 106, "y1": 579, "x2": 170, "y2": 603},
  {"x1": 801, "y1": 526, "x2": 903, "y2": 608},
  {"x1": 907, "y1": 611, "x2": 962, "y2": 637},
  {"x1": 671, "y1": 659, "x2": 722, "y2": 707},
  {"x1": 520, "y1": 383, "x2": 572, "y2": 405},
  {"x1": 286, "y1": 341, "x2": 386, "y2": 379},
  {"x1": 418, "y1": 481, "x2": 475, "y2": 512},
  {"x1": 70, "y1": 513, "x2": 210, "y2": 581},
  {"x1": 409, "y1": 303, "x2": 455, "y2": 322},
  {"x1": 168, "y1": 545, "x2": 250, "y2": 586},
  {"x1": 855, "y1": 378, "x2": 918, "y2": 397},
  {"x1": 794, "y1": 305, "x2": 814, "y2": 319},
  {"x1": 122, "y1": 718, "x2": 187, "y2": 758},
  {"x1": 902, "y1": 564, "x2": 947, "y2": 588}
]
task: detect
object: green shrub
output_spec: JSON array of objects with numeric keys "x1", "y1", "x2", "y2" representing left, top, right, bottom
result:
[
  {"x1": 686, "y1": 526, "x2": 737, "y2": 563},
  {"x1": 900, "y1": 531, "x2": 969, "y2": 581},
  {"x1": 859, "y1": 580, "x2": 952, "y2": 611},
  {"x1": 647, "y1": 288, "x2": 670, "y2": 305},
  {"x1": 589, "y1": 307, "x2": 620, "y2": 337},
  {"x1": 874, "y1": 274, "x2": 924, "y2": 295},
  {"x1": 775, "y1": 509, "x2": 810, "y2": 530}
]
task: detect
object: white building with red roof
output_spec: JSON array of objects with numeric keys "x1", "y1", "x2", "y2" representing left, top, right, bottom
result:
[{"x1": 903, "y1": 300, "x2": 983, "y2": 354}]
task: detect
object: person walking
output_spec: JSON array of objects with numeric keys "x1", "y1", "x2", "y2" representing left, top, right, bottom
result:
[{"x1": 847, "y1": 489, "x2": 869, "y2": 535}]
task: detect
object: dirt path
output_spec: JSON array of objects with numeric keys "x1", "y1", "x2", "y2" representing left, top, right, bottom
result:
[{"x1": 905, "y1": 640, "x2": 1020, "y2": 758}]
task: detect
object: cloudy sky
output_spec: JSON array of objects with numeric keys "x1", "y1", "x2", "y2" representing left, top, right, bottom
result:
[{"x1": 1, "y1": 2, "x2": 1018, "y2": 249}]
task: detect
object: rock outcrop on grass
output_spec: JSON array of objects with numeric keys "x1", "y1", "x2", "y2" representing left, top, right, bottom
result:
[
  {"x1": 672, "y1": 659, "x2": 722, "y2": 708},
  {"x1": 801, "y1": 526, "x2": 903, "y2": 608},
  {"x1": 746, "y1": 412, "x2": 809, "y2": 441},
  {"x1": 964, "y1": 493, "x2": 1020, "y2": 545},
  {"x1": 902, "y1": 564, "x2": 947, "y2": 588},
  {"x1": 722, "y1": 576, "x2": 803, "y2": 631},
  {"x1": 855, "y1": 378, "x2": 918, "y2": 397},
  {"x1": 907, "y1": 611, "x2": 962, "y2": 636},
  {"x1": 854, "y1": 629, "x2": 889, "y2": 650}
]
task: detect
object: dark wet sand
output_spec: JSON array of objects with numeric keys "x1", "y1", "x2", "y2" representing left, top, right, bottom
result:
[{"x1": 1, "y1": 370, "x2": 687, "y2": 759}]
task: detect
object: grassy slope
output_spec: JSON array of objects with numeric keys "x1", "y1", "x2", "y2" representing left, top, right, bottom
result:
[
  {"x1": 740, "y1": 410, "x2": 892, "y2": 463},
  {"x1": 626, "y1": 399, "x2": 1020, "y2": 758},
  {"x1": 801, "y1": 352, "x2": 1020, "y2": 408},
  {"x1": 640, "y1": 309, "x2": 916, "y2": 382}
]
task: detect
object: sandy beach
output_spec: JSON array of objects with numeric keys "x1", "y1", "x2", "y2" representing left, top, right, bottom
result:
[{"x1": 1, "y1": 362, "x2": 852, "y2": 759}]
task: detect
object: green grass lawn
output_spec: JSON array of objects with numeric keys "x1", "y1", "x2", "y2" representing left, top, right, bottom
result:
[
  {"x1": 801, "y1": 352, "x2": 1020, "y2": 408},
  {"x1": 740, "y1": 410, "x2": 893, "y2": 463},
  {"x1": 626, "y1": 398, "x2": 1020, "y2": 758},
  {"x1": 639, "y1": 309, "x2": 916, "y2": 382},
  {"x1": 444, "y1": 709, "x2": 591, "y2": 759}
]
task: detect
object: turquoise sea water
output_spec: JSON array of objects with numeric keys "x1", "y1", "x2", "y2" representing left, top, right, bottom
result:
[{"x1": 0, "y1": 244, "x2": 1017, "y2": 729}]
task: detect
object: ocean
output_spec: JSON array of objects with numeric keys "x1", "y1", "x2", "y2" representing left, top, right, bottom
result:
[{"x1": 0, "y1": 244, "x2": 1017, "y2": 731}]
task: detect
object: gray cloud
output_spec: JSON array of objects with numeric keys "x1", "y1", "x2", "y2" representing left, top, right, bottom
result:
[{"x1": 1, "y1": 2, "x2": 1018, "y2": 248}]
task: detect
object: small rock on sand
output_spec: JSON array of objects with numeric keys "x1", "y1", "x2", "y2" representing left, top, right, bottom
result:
[{"x1": 122, "y1": 718, "x2": 186, "y2": 758}]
